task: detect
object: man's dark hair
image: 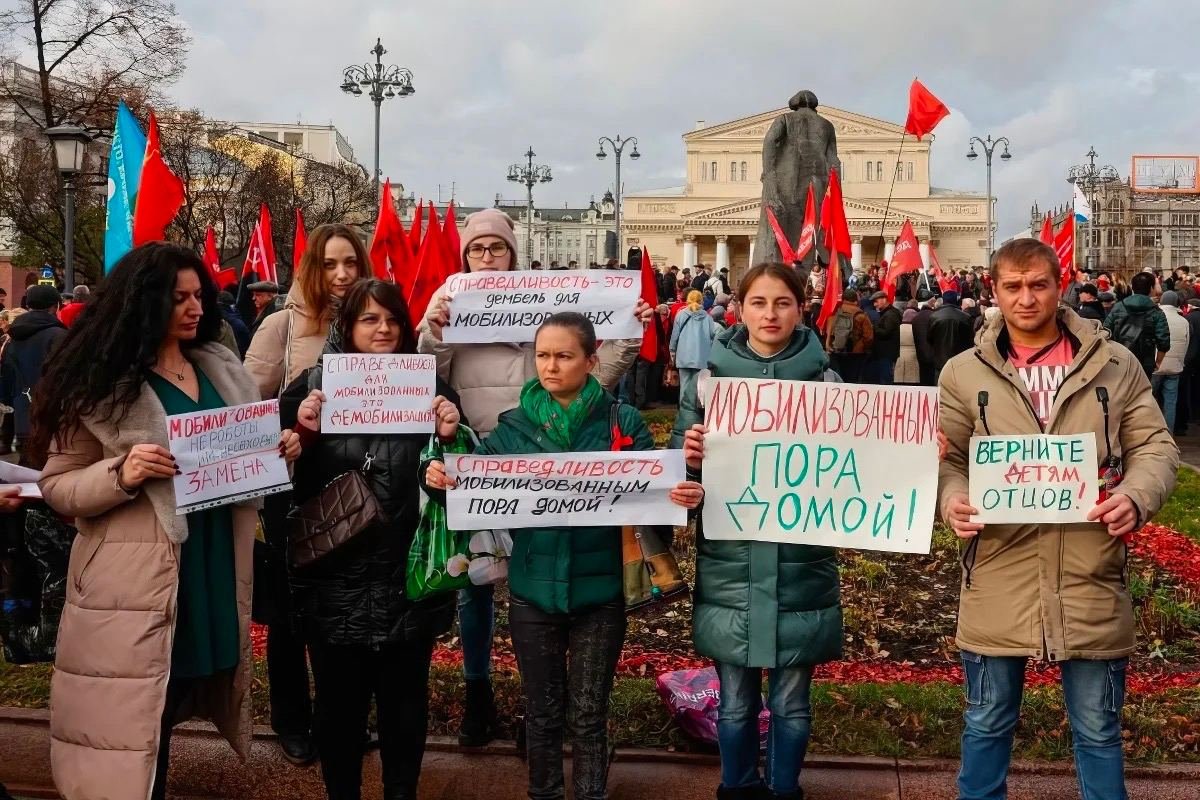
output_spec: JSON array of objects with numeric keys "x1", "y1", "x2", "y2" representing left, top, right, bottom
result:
[
  {"x1": 843, "y1": 288, "x2": 859, "y2": 303},
  {"x1": 1131, "y1": 272, "x2": 1155, "y2": 296}
]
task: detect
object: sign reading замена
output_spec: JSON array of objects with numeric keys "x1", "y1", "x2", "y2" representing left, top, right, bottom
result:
[{"x1": 441, "y1": 269, "x2": 642, "y2": 343}]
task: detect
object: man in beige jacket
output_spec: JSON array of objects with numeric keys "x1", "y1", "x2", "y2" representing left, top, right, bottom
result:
[{"x1": 938, "y1": 238, "x2": 1179, "y2": 800}]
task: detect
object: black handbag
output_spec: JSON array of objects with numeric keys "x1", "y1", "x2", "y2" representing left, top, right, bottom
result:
[
  {"x1": 287, "y1": 464, "x2": 383, "y2": 570},
  {"x1": 0, "y1": 504, "x2": 75, "y2": 664}
]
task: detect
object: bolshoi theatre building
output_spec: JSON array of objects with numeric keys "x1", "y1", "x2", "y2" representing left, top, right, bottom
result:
[{"x1": 622, "y1": 105, "x2": 989, "y2": 283}]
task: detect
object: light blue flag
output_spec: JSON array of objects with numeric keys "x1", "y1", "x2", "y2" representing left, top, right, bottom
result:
[{"x1": 103, "y1": 101, "x2": 147, "y2": 273}]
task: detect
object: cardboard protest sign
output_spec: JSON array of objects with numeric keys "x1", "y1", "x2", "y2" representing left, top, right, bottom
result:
[
  {"x1": 444, "y1": 450, "x2": 686, "y2": 529},
  {"x1": 969, "y1": 433, "x2": 1098, "y2": 524},
  {"x1": 441, "y1": 269, "x2": 642, "y2": 343},
  {"x1": 168, "y1": 400, "x2": 291, "y2": 514},
  {"x1": 701, "y1": 378, "x2": 939, "y2": 554},
  {"x1": 321, "y1": 354, "x2": 437, "y2": 434}
]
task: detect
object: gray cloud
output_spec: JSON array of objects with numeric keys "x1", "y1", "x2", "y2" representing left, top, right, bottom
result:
[{"x1": 155, "y1": 0, "x2": 1200, "y2": 235}]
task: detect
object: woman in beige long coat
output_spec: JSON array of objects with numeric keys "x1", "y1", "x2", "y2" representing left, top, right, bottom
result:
[{"x1": 29, "y1": 243, "x2": 301, "y2": 800}]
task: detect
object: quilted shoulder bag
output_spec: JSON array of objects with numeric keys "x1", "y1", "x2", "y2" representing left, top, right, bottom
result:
[{"x1": 287, "y1": 453, "x2": 384, "y2": 570}]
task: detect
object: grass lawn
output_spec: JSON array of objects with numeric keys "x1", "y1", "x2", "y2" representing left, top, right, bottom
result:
[{"x1": 1153, "y1": 467, "x2": 1200, "y2": 544}]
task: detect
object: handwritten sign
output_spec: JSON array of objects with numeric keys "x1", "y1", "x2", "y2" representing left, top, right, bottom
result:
[
  {"x1": 442, "y1": 269, "x2": 642, "y2": 343},
  {"x1": 969, "y1": 433, "x2": 1098, "y2": 524},
  {"x1": 701, "y1": 378, "x2": 939, "y2": 554},
  {"x1": 321, "y1": 354, "x2": 437, "y2": 434},
  {"x1": 444, "y1": 451, "x2": 686, "y2": 529},
  {"x1": 168, "y1": 400, "x2": 291, "y2": 514}
]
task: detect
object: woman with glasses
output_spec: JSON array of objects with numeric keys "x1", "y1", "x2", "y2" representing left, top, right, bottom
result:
[{"x1": 418, "y1": 209, "x2": 651, "y2": 747}]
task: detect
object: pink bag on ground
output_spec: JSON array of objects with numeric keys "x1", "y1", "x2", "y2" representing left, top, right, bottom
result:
[{"x1": 655, "y1": 667, "x2": 769, "y2": 748}]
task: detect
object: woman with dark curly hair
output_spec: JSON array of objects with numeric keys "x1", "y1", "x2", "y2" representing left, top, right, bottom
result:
[{"x1": 29, "y1": 242, "x2": 302, "y2": 800}]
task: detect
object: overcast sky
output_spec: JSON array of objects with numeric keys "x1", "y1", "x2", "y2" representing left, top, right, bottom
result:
[{"x1": 157, "y1": 0, "x2": 1200, "y2": 236}]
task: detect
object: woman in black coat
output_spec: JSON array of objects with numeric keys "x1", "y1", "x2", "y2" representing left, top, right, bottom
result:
[{"x1": 283, "y1": 279, "x2": 464, "y2": 800}]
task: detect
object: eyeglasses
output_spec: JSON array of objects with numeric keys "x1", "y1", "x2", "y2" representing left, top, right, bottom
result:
[{"x1": 466, "y1": 242, "x2": 510, "y2": 259}]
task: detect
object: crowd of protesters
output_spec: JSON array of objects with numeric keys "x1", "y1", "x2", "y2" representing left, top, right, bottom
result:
[{"x1": 0, "y1": 226, "x2": 1186, "y2": 800}]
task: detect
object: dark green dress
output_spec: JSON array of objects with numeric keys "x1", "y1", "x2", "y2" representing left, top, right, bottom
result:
[{"x1": 148, "y1": 369, "x2": 240, "y2": 679}]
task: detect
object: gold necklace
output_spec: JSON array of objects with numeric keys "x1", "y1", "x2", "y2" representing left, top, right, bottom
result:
[{"x1": 157, "y1": 360, "x2": 188, "y2": 382}]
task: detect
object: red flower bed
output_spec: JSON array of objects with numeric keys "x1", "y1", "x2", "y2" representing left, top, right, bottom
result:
[{"x1": 1131, "y1": 523, "x2": 1200, "y2": 589}]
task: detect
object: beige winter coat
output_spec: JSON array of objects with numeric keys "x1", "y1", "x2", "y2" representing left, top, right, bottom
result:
[
  {"x1": 244, "y1": 285, "x2": 331, "y2": 400},
  {"x1": 894, "y1": 323, "x2": 919, "y2": 384},
  {"x1": 938, "y1": 309, "x2": 1179, "y2": 661},
  {"x1": 40, "y1": 343, "x2": 263, "y2": 800},
  {"x1": 417, "y1": 278, "x2": 641, "y2": 435}
]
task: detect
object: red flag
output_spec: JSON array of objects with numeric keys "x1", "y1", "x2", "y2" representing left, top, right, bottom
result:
[
  {"x1": 816, "y1": 168, "x2": 850, "y2": 332},
  {"x1": 408, "y1": 199, "x2": 425, "y2": 259},
  {"x1": 1055, "y1": 219, "x2": 1075, "y2": 293},
  {"x1": 405, "y1": 201, "x2": 449, "y2": 327},
  {"x1": 1039, "y1": 213, "x2": 1054, "y2": 246},
  {"x1": 904, "y1": 79, "x2": 950, "y2": 141},
  {"x1": 883, "y1": 219, "x2": 923, "y2": 302},
  {"x1": 294, "y1": 208, "x2": 308, "y2": 269},
  {"x1": 931, "y1": 245, "x2": 956, "y2": 293},
  {"x1": 204, "y1": 225, "x2": 237, "y2": 289},
  {"x1": 638, "y1": 246, "x2": 657, "y2": 362},
  {"x1": 765, "y1": 206, "x2": 798, "y2": 263},
  {"x1": 442, "y1": 202, "x2": 462, "y2": 271},
  {"x1": 241, "y1": 216, "x2": 271, "y2": 284},
  {"x1": 369, "y1": 179, "x2": 408, "y2": 281},
  {"x1": 795, "y1": 183, "x2": 817, "y2": 262},
  {"x1": 257, "y1": 204, "x2": 277, "y2": 283},
  {"x1": 131, "y1": 110, "x2": 185, "y2": 245}
]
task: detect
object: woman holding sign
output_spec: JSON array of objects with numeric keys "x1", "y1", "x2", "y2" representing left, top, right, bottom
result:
[
  {"x1": 285, "y1": 279, "x2": 464, "y2": 800},
  {"x1": 680, "y1": 263, "x2": 841, "y2": 800},
  {"x1": 419, "y1": 208, "x2": 654, "y2": 746},
  {"x1": 28, "y1": 243, "x2": 303, "y2": 800},
  {"x1": 425, "y1": 312, "x2": 703, "y2": 800}
]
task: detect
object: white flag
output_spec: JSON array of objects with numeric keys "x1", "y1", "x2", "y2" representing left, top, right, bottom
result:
[{"x1": 1073, "y1": 185, "x2": 1091, "y2": 223}]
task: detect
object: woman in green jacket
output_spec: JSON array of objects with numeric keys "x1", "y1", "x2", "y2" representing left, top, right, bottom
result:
[
  {"x1": 426, "y1": 312, "x2": 702, "y2": 800},
  {"x1": 682, "y1": 263, "x2": 843, "y2": 800}
]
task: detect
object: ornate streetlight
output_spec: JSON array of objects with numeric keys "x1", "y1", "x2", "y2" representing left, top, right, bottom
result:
[
  {"x1": 966, "y1": 134, "x2": 1012, "y2": 265},
  {"x1": 45, "y1": 123, "x2": 93, "y2": 293},
  {"x1": 1067, "y1": 147, "x2": 1120, "y2": 272},
  {"x1": 507, "y1": 147, "x2": 552, "y2": 266},
  {"x1": 596, "y1": 134, "x2": 639, "y2": 262},
  {"x1": 340, "y1": 38, "x2": 415, "y2": 196}
]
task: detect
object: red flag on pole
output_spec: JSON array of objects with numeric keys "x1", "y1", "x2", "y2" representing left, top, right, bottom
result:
[
  {"x1": 638, "y1": 246, "x2": 657, "y2": 362},
  {"x1": 795, "y1": 183, "x2": 817, "y2": 262},
  {"x1": 294, "y1": 208, "x2": 308, "y2": 269},
  {"x1": 883, "y1": 219, "x2": 922, "y2": 302},
  {"x1": 904, "y1": 79, "x2": 950, "y2": 141},
  {"x1": 408, "y1": 199, "x2": 425, "y2": 259},
  {"x1": 1055, "y1": 218, "x2": 1075, "y2": 293},
  {"x1": 931, "y1": 245, "x2": 956, "y2": 293},
  {"x1": 241, "y1": 217, "x2": 271, "y2": 284},
  {"x1": 765, "y1": 206, "x2": 798, "y2": 264},
  {"x1": 405, "y1": 201, "x2": 448, "y2": 327},
  {"x1": 204, "y1": 225, "x2": 237, "y2": 289},
  {"x1": 131, "y1": 110, "x2": 185, "y2": 245},
  {"x1": 816, "y1": 168, "x2": 850, "y2": 332},
  {"x1": 370, "y1": 179, "x2": 408, "y2": 281},
  {"x1": 442, "y1": 202, "x2": 461, "y2": 271},
  {"x1": 1039, "y1": 213, "x2": 1055, "y2": 246},
  {"x1": 257, "y1": 204, "x2": 277, "y2": 283}
]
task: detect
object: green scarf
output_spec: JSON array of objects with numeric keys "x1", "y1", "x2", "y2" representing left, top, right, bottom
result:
[{"x1": 519, "y1": 375, "x2": 605, "y2": 449}]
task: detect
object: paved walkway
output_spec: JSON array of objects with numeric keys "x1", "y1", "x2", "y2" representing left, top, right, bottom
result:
[{"x1": 1174, "y1": 431, "x2": 1200, "y2": 472}]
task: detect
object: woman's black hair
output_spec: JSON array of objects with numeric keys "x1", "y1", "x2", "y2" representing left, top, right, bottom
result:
[
  {"x1": 28, "y1": 242, "x2": 221, "y2": 463},
  {"x1": 534, "y1": 311, "x2": 598, "y2": 357},
  {"x1": 335, "y1": 279, "x2": 417, "y2": 354}
]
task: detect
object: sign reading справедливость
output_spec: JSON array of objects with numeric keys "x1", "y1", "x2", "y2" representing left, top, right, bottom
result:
[
  {"x1": 701, "y1": 378, "x2": 939, "y2": 554},
  {"x1": 441, "y1": 269, "x2": 642, "y2": 343},
  {"x1": 968, "y1": 433, "x2": 1098, "y2": 524},
  {"x1": 168, "y1": 400, "x2": 291, "y2": 515},
  {"x1": 444, "y1": 450, "x2": 686, "y2": 529},
  {"x1": 320, "y1": 354, "x2": 437, "y2": 434}
]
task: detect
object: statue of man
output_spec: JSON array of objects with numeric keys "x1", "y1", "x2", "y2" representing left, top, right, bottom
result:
[{"x1": 753, "y1": 90, "x2": 842, "y2": 280}]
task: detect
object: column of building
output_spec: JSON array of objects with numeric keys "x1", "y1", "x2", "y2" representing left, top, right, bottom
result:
[
  {"x1": 682, "y1": 235, "x2": 697, "y2": 269},
  {"x1": 716, "y1": 235, "x2": 730, "y2": 272}
]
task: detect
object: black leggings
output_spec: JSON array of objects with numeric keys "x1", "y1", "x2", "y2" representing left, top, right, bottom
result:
[{"x1": 151, "y1": 675, "x2": 196, "y2": 800}]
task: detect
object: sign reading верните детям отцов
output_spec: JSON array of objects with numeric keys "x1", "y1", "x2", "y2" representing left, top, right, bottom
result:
[
  {"x1": 320, "y1": 354, "x2": 437, "y2": 434},
  {"x1": 444, "y1": 451, "x2": 686, "y2": 529},
  {"x1": 968, "y1": 433, "x2": 1098, "y2": 524},
  {"x1": 441, "y1": 270, "x2": 643, "y2": 344},
  {"x1": 168, "y1": 400, "x2": 292, "y2": 515},
  {"x1": 701, "y1": 378, "x2": 940, "y2": 554}
]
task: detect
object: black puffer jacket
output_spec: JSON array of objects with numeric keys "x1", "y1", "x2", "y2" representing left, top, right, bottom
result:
[
  {"x1": 280, "y1": 345, "x2": 462, "y2": 647},
  {"x1": 2, "y1": 311, "x2": 66, "y2": 438}
]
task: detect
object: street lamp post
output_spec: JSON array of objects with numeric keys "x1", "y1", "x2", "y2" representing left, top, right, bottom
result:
[
  {"x1": 507, "y1": 147, "x2": 552, "y2": 267},
  {"x1": 595, "y1": 135, "x2": 640, "y2": 262},
  {"x1": 45, "y1": 123, "x2": 93, "y2": 293},
  {"x1": 340, "y1": 38, "x2": 415, "y2": 197},
  {"x1": 1067, "y1": 147, "x2": 1120, "y2": 273},
  {"x1": 966, "y1": 135, "x2": 1012, "y2": 265}
]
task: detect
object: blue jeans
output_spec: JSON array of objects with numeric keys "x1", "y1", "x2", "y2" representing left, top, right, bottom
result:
[
  {"x1": 958, "y1": 653, "x2": 1128, "y2": 800},
  {"x1": 1152, "y1": 373, "x2": 1180, "y2": 432},
  {"x1": 457, "y1": 582, "x2": 495, "y2": 680},
  {"x1": 715, "y1": 661, "x2": 814, "y2": 794}
]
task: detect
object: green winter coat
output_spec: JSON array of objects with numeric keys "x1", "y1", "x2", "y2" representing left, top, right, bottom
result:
[
  {"x1": 692, "y1": 324, "x2": 844, "y2": 668},
  {"x1": 475, "y1": 395, "x2": 654, "y2": 615}
]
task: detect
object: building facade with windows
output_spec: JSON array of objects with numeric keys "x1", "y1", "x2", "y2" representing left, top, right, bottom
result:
[
  {"x1": 622, "y1": 105, "x2": 989, "y2": 281},
  {"x1": 217, "y1": 121, "x2": 358, "y2": 167}
]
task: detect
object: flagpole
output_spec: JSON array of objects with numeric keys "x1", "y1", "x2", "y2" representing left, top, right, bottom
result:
[{"x1": 873, "y1": 132, "x2": 907, "y2": 266}]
